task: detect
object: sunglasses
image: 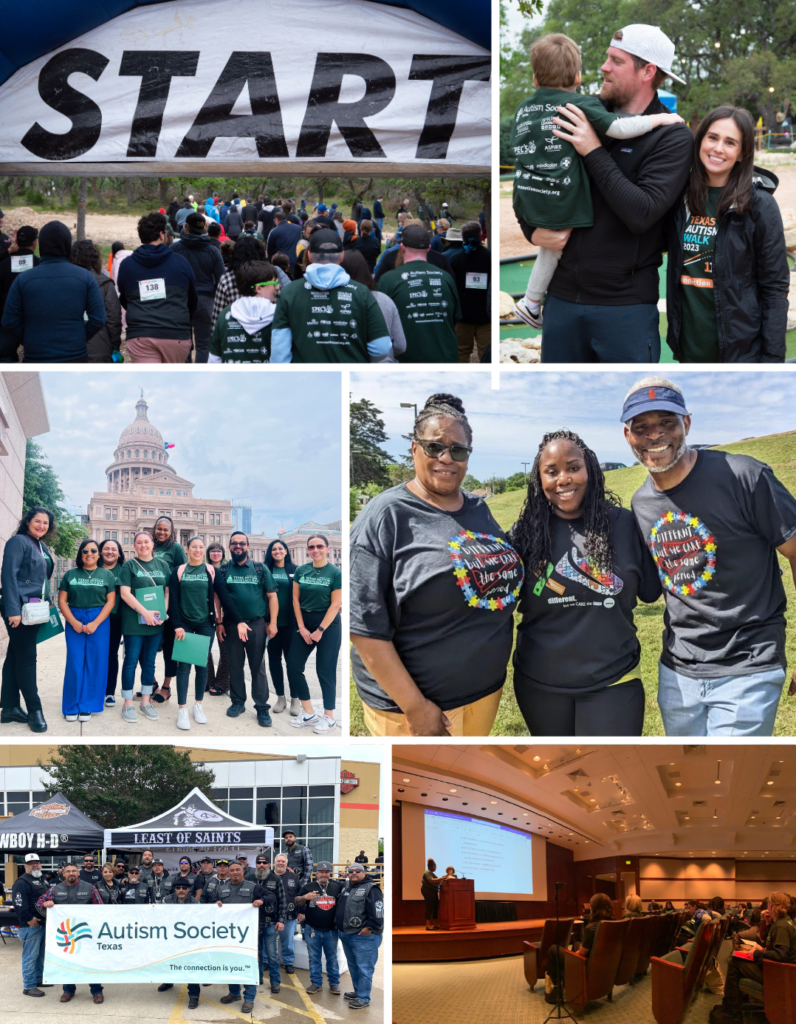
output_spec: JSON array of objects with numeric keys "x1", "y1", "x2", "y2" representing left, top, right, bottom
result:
[
  {"x1": 308, "y1": 544, "x2": 326, "y2": 551},
  {"x1": 84, "y1": 548, "x2": 98, "y2": 554},
  {"x1": 229, "y1": 542, "x2": 247, "y2": 547},
  {"x1": 414, "y1": 437, "x2": 472, "y2": 462}
]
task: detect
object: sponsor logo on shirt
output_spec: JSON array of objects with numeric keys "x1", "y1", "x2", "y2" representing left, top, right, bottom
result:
[
  {"x1": 648, "y1": 511, "x2": 717, "y2": 595},
  {"x1": 447, "y1": 531, "x2": 524, "y2": 610}
]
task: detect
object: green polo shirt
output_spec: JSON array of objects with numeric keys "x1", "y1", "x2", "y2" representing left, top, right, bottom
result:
[
  {"x1": 294, "y1": 562, "x2": 342, "y2": 613},
  {"x1": 154, "y1": 540, "x2": 187, "y2": 572},
  {"x1": 178, "y1": 563, "x2": 211, "y2": 625},
  {"x1": 224, "y1": 561, "x2": 277, "y2": 622},
  {"x1": 119, "y1": 556, "x2": 169, "y2": 636},
  {"x1": 59, "y1": 567, "x2": 117, "y2": 609},
  {"x1": 377, "y1": 264, "x2": 461, "y2": 363},
  {"x1": 270, "y1": 566, "x2": 293, "y2": 627}
]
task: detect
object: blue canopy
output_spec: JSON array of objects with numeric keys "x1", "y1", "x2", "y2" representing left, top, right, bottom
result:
[{"x1": 0, "y1": 0, "x2": 489, "y2": 87}]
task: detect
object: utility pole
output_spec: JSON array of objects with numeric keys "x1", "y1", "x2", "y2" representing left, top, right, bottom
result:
[{"x1": 521, "y1": 462, "x2": 530, "y2": 475}]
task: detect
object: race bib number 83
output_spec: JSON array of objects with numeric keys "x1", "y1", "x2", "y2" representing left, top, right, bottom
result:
[{"x1": 140, "y1": 278, "x2": 166, "y2": 301}]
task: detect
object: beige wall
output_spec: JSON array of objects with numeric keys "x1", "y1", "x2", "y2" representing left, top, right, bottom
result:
[
  {"x1": 340, "y1": 760, "x2": 381, "y2": 832},
  {"x1": 639, "y1": 857, "x2": 796, "y2": 904},
  {"x1": 339, "y1": 826, "x2": 380, "y2": 866}
]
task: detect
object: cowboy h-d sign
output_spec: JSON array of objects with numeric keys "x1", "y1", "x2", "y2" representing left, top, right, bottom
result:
[{"x1": 0, "y1": 0, "x2": 490, "y2": 174}]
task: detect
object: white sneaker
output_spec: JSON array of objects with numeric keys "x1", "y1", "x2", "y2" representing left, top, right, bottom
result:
[
  {"x1": 65, "y1": 714, "x2": 78, "y2": 722},
  {"x1": 78, "y1": 712, "x2": 92, "y2": 722},
  {"x1": 290, "y1": 713, "x2": 319, "y2": 729},
  {"x1": 177, "y1": 707, "x2": 191, "y2": 730},
  {"x1": 289, "y1": 697, "x2": 301, "y2": 716},
  {"x1": 313, "y1": 714, "x2": 338, "y2": 734},
  {"x1": 193, "y1": 702, "x2": 207, "y2": 724},
  {"x1": 514, "y1": 295, "x2": 544, "y2": 329}
]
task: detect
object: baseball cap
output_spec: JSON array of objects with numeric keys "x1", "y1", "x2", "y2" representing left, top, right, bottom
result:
[
  {"x1": 315, "y1": 861, "x2": 332, "y2": 872},
  {"x1": 402, "y1": 224, "x2": 430, "y2": 250},
  {"x1": 17, "y1": 226, "x2": 38, "y2": 247},
  {"x1": 346, "y1": 863, "x2": 365, "y2": 873},
  {"x1": 610, "y1": 25, "x2": 686, "y2": 85},
  {"x1": 282, "y1": 829, "x2": 297, "y2": 838},
  {"x1": 236, "y1": 854, "x2": 248, "y2": 860},
  {"x1": 200, "y1": 855, "x2": 213, "y2": 863},
  {"x1": 115, "y1": 858, "x2": 127, "y2": 865},
  {"x1": 256, "y1": 856, "x2": 269, "y2": 864},
  {"x1": 25, "y1": 853, "x2": 41, "y2": 862},
  {"x1": 317, "y1": 203, "x2": 328, "y2": 212},
  {"x1": 308, "y1": 229, "x2": 342, "y2": 254},
  {"x1": 128, "y1": 866, "x2": 141, "y2": 874},
  {"x1": 185, "y1": 212, "x2": 206, "y2": 233},
  {"x1": 217, "y1": 858, "x2": 230, "y2": 866},
  {"x1": 173, "y1": 878, "x2": 192, "y2": 889},
  {"x1": 620, "y1": 379, "x2": 689, "y2": 423},
  {"x1": 152, "y1": 858, "x2": 164, "y2": 865}
]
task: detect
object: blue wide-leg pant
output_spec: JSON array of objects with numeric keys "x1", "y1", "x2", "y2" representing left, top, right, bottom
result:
[{"x1": 63, "y1": 607, "x2": 109, "y2": 715}]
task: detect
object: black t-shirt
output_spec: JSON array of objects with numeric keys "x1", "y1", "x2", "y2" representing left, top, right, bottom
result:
[
  {"x1": 632, "y1": 450, "x2": 796, "y2": 677},
  {"x1": 514, "y1": 507, "x2": 661, "y2": 692},
  {"x1": 298, "y1": 879, "x2": 344, "y2": 930},
  {"x1": 79, "y1": 868, "x2": 102, "y2": 885},
  {"x1": 350, "y1": 483, "x2": 524, "y2": 712}
]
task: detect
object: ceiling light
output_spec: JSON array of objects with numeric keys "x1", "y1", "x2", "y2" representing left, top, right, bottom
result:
[
  {"x1": 767, "y1": 781, "x2": 774, "y2": 786},
  {"x1": 715, "y1": 761, "x2": 721, "y2": 785},
  {"x1": 450, "y1": 789, "x2": 457, "y2": 793},
  {"x1": 585, "y1": 841, "x2": 589, "y2": 844},
  {"x1": 524, "y1": 813, "x2": 529, "y2": 816},
  {"x1": 675, "y1": 782, "x2": 682, "y2": 787},
  {"x1": 543, "y1": 765, "x2": 549, "y2": 771},
  {"x1": 402, "y1": 778, "x2": 410, "y2": 783},
  {"x1": 670, "y1": 763, "x2": 675, "y2": 766},
  {"x1": 533, "y1": 756, "x2": 540, "y2": 762},
  {"x1": 490, "y1": 800, "x2": 497, "y2": 805}
]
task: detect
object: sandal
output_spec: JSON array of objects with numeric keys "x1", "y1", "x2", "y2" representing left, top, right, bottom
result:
[
  {"x1": 151, "y1": 685, "x2": 171, "y2": 704},
  {"x1": 207, "y1": 686, "x2": 223, "y2": 696}
]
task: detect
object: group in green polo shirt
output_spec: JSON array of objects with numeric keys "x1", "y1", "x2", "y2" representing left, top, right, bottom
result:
[{"x1": 151, "y1": 516, "x2": 186, "y2": 705}]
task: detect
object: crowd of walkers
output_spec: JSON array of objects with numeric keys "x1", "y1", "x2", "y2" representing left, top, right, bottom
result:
[
  {"x1": 0, "y1": 191, "x2": 490, "y2": 364},
  {"x1": 0, "y1": 508, "x2": 342, "y2": 734}
]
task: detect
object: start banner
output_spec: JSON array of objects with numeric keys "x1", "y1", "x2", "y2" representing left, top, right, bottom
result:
[
  {"x1": 43, "y1": 904, "x2": 259, "y2": 985},
  {"x1": 0, "y1": 0, "x2": 490, "y2": 170}
]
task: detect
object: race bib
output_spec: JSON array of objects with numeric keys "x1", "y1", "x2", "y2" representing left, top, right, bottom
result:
[
  {"x1": 465, "y1": 272, "x2": 488, "y2": 290},
  {"x1": 140, "y1": 278, "x2": 166, "y2": 301},
  {"x1": 11, "y1": 254, "x2": 33, "y2": 273}
]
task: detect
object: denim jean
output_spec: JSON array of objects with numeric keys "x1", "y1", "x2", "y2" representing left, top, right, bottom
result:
[
  {"x1": 541, "y1": 294, "x2": 661, "y2": 363},
  {"x1": 304, "y1": 928, "x2": 340, "y2": 987},
  {"x1": 374, "y1": 218, "x2": 384, "y2": 231},
  {"x1": 261, "y1": 923, "x2": 282, "y2": 986},
  {"x1": 187, "y1": 983, "x2": 200, "y2": 996},
  {"x1": 227, "y1": 982, "x2": 257, "y2": 1002},
  {"x1": 658, "y1": 661, "x2": 786, "y2": 736},
  {"x1": 18, "y1": 923, "x2": 46, "y2": 988},
  {"x1": 121, "y1": 631, "x2": 161, "y2": 698},
  {"x1": 279, "y1": 917, "x2": 297, "y2": 966},
  {"x1": 63, "y1": 984, "x2": 103, "y2": 994},
  {"x1": 175, "y1": 621, "x2": 214, "y2": 703},
  {"x1": 339, "y1": 932, "x2": 382, "y2": 1004}
]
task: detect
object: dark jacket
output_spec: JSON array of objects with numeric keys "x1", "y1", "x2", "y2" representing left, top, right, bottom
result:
[
  {"x1": 167, "y1": 563, "x2": 217, "y2": 629},
  {"x1": 258, "y1": 205, "x2": 277, "y2": 236},
  {"x1": 225, "y1": 209, "x2": 244, "y2": 238},
  {"x1": 87, "y1": 269, "x2": 122, "y2": 361},
  {"x1": 373, "y1": 200, "x2": 384, "y2": 219},
  {"x1": 334, "y1": 879, "x2": 384, "y2": 934},
  {"x1": 446, "y1": 243, "x2": 491, "y2": 324},
  {"x1": 266, "y1": 221, "x2": 302, "y2": 266},
  {"x1": 166, "y1": 201, "x2": 180, "y2": 231},
  {"x1": 12, "y1": 871, "x2": 48, "y2": 923},
  {"x1": 170, "y1": 234, "x2": 225, "y2": 297},
  {"x1": 347, "y1": 234, "x2": 381, "y2": 272},
  {"x1": 1, "y1": 533, "x2": 53, "y2": 617},
  {"x1": 116, "y1": 243, "x2": 198, "y2": 340},
  {"x1": 665, "y1": 168, "x2": 790, "y2": 362},
  {"x1": 220, "y1": 203, "x2": 231, "y2": 227},
  {"x1": 0, "y1": 222, "x2": 105, "y2": 361},
  {"x1": 0, "y1": 247, "x2": 40, "y2": 361},
  {"x1": 518, "y1": 95, "x2": 694, "y2": 307},
  {"x1": 241, "y1": 204, "x2": 257, "y2": 224},
  {"x1": 259, "y1": 870, "x2": 288, "y2": 925}
]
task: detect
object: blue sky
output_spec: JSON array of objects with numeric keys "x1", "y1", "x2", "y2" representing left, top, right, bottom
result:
[
  {"x1": 349, "y1": 371, "x2": 794, "y2": 480},
  {"x1": 37, "y1": 372, "x2": 341, "y2": 536}
]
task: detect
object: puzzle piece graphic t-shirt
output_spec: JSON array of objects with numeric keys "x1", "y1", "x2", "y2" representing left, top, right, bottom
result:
[
  {"x1": 514, "y1": 506, "x2": 661, "y2": 692},
  {"x1": 632, "y1": 450, "x2": 796, "y2": 677},
  {"x1": 350, "y1": 484, "x2": 524, "y2": 711}
]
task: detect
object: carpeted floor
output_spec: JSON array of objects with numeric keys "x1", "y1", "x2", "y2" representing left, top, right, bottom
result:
[{"x1": 394, "y1": 939, "x2": 739, "y2": 1024}]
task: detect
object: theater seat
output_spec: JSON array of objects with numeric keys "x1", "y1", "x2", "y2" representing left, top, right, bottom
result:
[
  {"x1": 561, "y1": 918, "x2": 630, "y2": 1013},
  {"x1": 523, "y1": 918, "x2": 575, "y2": 990},
  {"x1": 739, "y1": 960, "x2": 796, "y2": 1024},
  {"x1": 651, "y1": 919, "x2": 717, "y2": 1024},
  {"x1": 633, "y1": 915, "x2": 665, "y2": 979},
  {"x1": 614, "y1": 916, "x2": 649, "y2": 985}
]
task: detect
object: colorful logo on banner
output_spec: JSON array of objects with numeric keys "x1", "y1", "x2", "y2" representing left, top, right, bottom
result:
[
  {"x1": 57, "y1": 918, "x2": 92, "y2": 954},
  {"x1": 447, "y1": 531, "x2": 524, "y2": 610},
  {"x1": 554, "y1": 548, "x2": 624, "y2": 597},
  {"x1": 31, "y1": 802, "x2": 70, "y2": 819},
  {"x1": 340, "y1": 770, "x2": 359, "y2": 795},
  {"x1": 648, "y1": 511, "x2": 717, "y2": 595}
]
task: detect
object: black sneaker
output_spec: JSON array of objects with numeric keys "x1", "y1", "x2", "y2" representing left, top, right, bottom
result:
[
  {"x1": 271, "y1": 983, "x2": 281, "y2": 993},
  {"x1": 257, "y1": 711, "x2": 273, "y2": 728},
  {"x1": 158, "y1": 983, "x2": 173, "y2": 992},
  {"x1": 285, "y1": 966, "x2": 294, "y2": 974},
  {"x1": 23, "y1": 989, "x2": 45, "y2": 997},
  {"x1": 226, "y1": 703, "x2": 246, "y2": 717},
  {"x1": 188, "y1": 997, "x2": 199, "y2": 1009}
]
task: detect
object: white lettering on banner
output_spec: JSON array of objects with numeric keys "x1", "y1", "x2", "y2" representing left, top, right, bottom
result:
[
  {"x1": 44, "y1": 905, "x2": 259, "y2": 985},
  {"x1": 139, "y1": 278, "x2": 166, "y2": 302},
  {"x1": 0, "y1": 0, "x2": 490, "y2": 168}
]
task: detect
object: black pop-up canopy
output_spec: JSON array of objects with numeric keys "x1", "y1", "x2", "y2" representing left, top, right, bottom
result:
[{"x1": 0, "y1": 792, "x2": 104, "y2": 853}]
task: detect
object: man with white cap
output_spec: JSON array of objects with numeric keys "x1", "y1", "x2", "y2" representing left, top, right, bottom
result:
[
  {"x1": 12, "y1": 853, "x2": 52, "y2": 997},
  {"x1": 524, "y1": 25, "x2": 693, "y2": 362},
  {"x1": 623, "y1": 376, "x2": 796, "y2": 734}
]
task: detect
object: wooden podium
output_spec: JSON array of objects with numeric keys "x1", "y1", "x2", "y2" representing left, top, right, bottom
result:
[{"x1": 438, "y1": 878, "x2": 476, "y2": 931}]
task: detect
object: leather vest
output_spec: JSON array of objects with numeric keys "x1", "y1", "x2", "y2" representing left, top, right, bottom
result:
[
  {"x1": 164, "y1": 894, "x2": 199, "y2": 905},
  {"x1": 164, "y1": 873, "x2": 196, "y2": 896},
  {"x1": 260, "y1": 878, "x2": 280, "y2": 920},
  {"x1": 217, "y1": 880, "x2": 256, "y2": 905},
  {"x1": 284, "y1": 844, "x2": 306, "y2": 877},
  {"x1": 54, "y1": 880, "x2": 93, "y2": 904},
  {"x1": 342, "y1": 878, "x2": 374, "y2": 934},
  {"x1": 96, "y1": 880, "x2": 119, "y2": 905},
  {"x1": 148, "y1": 875, "x2": 167, "y2": 903}
]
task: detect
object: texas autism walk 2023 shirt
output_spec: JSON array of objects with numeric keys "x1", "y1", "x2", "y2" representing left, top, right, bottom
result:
[
  {"x1": 59, "y1": 567, "x2": 117, "y2": 609},
  {"x1": 349, "y1": 484, "x2": 524, "y2": 712},
  {"x1": 631, "y1": 449, "x2": 796, "y2": 678}
]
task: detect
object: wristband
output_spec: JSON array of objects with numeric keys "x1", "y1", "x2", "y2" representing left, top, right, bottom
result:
[{"x1": 318, "y1": 626, "x2": 325, "y2": 633}]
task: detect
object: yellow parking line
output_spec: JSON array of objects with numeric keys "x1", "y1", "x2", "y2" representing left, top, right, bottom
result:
[
  {"x1": 286, "y1": 972, "x2": 328, "y2": 1024},
  {"x1": 170, "y1": 982, "x2": 329, "y2": 1023}
]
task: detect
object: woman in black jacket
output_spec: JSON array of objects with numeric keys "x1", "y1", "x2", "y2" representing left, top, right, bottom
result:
[
  {"x1": 0, "y1": 506, "x2": 54, "y2": 732},
  {"x1": 666, "y1": 105, "x2": 790, "y2": 362},
  {"x1": 69, "y1": 240, "x2": 122, "y2": 361}
]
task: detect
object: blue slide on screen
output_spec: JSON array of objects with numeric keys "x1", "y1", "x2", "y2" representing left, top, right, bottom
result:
[{"x1": 424, "y1": 809, "x2": 534, "y2": 895}]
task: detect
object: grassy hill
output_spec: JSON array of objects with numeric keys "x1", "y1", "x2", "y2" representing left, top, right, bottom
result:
[{"x1": 482, "y1": 432, "x2": 796, "y2": 737}]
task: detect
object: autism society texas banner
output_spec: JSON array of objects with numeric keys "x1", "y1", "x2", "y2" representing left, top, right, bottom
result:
[{"x1": 43, "y1": 904, "x2": 258, "y2": 985}]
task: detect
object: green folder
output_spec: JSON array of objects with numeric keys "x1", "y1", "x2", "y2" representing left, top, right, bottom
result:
[
  {"x1": 136, "y1": 585, "x2": 166, "y2": 625},
  {"x1": 37, "y1": 606, "x2": 64, "y2": 644},
  {"x1": 172, "y1": 631, "x2": 212, "y2": 666}
]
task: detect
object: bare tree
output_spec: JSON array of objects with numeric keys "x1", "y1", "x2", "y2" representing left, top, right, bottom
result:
[{"x1": 76, "y1": 179, "x2": 87, "y2": 240}]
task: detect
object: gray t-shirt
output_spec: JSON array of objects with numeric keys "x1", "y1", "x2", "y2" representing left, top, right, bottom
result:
[
  {"x1": 514, "y1": 506, "x2": 661, "y2": 692},
  {"x1": 631, "y1": 450, "x2": 796, "y2": 677},
  {"x1": 350, "y1": 483, "x2": 524, "y2": 712}
]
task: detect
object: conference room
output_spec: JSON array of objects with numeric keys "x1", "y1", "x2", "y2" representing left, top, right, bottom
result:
[{"x1": 392, "y1": 743, "x2": 796, "y2": 1024}]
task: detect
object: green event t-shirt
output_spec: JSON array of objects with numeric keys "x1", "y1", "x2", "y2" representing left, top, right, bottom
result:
[
  {"x1": 209, "y1": 307, "x2": 272, "y2": 363},
  {"x1": 272, "y1": 277, "x2": 388, "y2": 363},
  {"x1": 224, "y1": 561, "x2": 277, "y2": 622},
  {"x1": 678, "y1": 187, "x2": 722, "y2": 363},
  {"x1": 59, "y1": 567, "x2": 117, "y2": 609},
  {"x1": 294, "y1": 562, "x2": 342, "y2": 613},
  {"x1": 178, "y1": 563, "x2": 211, "y2": 625},
  {"x1": 510, "y1": 88, "x2": 619, "y2": 230},
  {"x1": 119, "y1": 556, "x2": 169, "y2": 636},
  {"x1": 154, "y1": 540, "x2": 187, "y2": 573},
  {"x1": 104, "y1": 561, "x2": 124, "y2": 615},
  {"x1": 270, "y1": 566, "x2": 293, "y2": 628},
  {"x1": 377, "y1": 264, "x2": 461, "y2": 363}
]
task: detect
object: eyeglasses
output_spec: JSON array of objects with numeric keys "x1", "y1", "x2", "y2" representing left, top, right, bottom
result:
[
  {"x1": 229, "y1": 542, "x2": 247, "y2": 548},
  {"x1": 256, "y1": 280, "x2": 278, "y2": 287},
  {"x1": 413, "y1": 437, "x2": 472, "y2": 462},
  {"x1": 308, "y1": 544, "x2": 326, "y2": 550}
]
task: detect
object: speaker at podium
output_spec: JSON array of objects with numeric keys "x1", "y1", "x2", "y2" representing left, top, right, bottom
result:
[{"x1": 438, "y1": 878, "x2": 476, "y2": 931}]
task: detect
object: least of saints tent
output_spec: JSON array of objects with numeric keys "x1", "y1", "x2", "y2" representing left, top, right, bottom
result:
[
  {"x1": 103, "y1": 787, "x2": 274, "y2": 874},
  {"x1": 0, "y1": 791, "x2": 105, "y2": 854},
  {"x1": 0, "y1": 0, "x2": 491, "y2": 174}
]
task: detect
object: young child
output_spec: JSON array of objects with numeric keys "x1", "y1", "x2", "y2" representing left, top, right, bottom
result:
[
  {"x1": 512, "y1": 33, "x2": 684, "y2": 328},
  {"x1": 209, "y1": 260, "x2": 279, "y2": 363}
]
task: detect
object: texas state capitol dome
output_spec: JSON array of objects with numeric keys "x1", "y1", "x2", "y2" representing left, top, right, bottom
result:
[{"x1": 87, "y1": 396, "x2": 341, "y2": 564}]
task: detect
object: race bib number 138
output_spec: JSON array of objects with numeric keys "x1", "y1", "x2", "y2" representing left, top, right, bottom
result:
[{"x1": 140, "y1": 278, "x2": 166, "y2": 301}]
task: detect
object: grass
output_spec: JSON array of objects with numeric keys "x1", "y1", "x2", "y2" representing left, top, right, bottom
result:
[{"x1": 350, "y1": 432, "x2": 796, "y2": 736}]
